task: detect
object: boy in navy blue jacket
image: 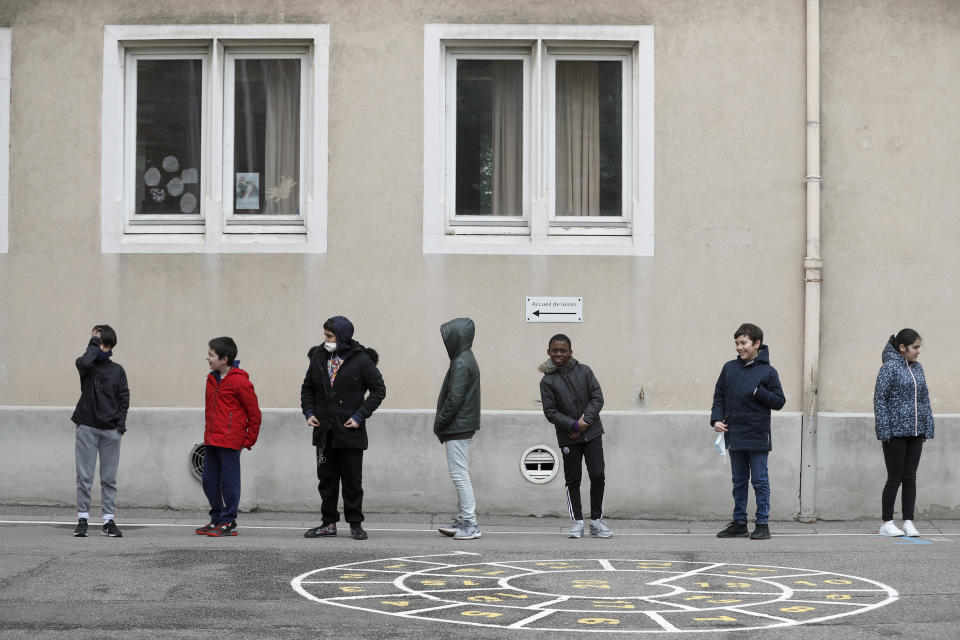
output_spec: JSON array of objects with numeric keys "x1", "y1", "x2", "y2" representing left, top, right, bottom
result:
[{"x1": 711, "y1": 323, "x2": 785, "y2": 540}]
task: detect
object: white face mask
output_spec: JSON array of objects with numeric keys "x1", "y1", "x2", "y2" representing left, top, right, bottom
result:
[{"x1": 323, "y1": 341, "x2": 337, "y2": 353}]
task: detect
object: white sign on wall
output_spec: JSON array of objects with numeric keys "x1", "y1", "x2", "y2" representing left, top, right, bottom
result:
[{"x1": 526, "y1": 297, "x2": 583, "y2": 323}]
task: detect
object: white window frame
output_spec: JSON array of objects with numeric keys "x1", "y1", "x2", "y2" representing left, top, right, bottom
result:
[
  {"x1": 424, "y1": 24, "x2": 654, "y2": 256},
  {"x1": 0, "y1": 28, "x2": 10, "y2": 254},
  {"x1": 222, "y1": 47, "x2": 309, "y2": 233},
  {"x1": 444, "y1": 48, "x2": 531, "y2": 235},
  {"x1": 101, "y1": 25, "x2": 329, "y2": 253}
]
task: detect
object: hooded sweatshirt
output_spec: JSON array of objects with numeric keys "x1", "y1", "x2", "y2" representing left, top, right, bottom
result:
[
  {"x1": 710, "y1": 345, "x2": 786, "y2": 452},
  {"x1": 434, "y1": 317, "x2": 481, "y2": 442},
  {"x1": 873, "y1": 341, "x2": 934, "y2": 440}
]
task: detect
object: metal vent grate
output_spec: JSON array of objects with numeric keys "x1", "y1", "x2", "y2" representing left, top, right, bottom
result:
[
  {"x1": 519, "y1": 445, "x2": 559, "y2": 484},
  {"x1": 190, "y1": 444, "x2": 205, "y2": 481}
]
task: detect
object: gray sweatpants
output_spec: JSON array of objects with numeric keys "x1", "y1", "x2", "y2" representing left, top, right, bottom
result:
[{"x1": 75, "y1": 424, "x2": 122, "y2": 520}]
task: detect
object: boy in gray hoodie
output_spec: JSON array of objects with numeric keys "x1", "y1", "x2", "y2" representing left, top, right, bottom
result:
[{"x1": 434, "y1": 318, "x2": 482, "y2": 540}]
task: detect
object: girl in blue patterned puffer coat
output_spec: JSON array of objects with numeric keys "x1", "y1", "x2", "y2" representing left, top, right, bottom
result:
[{"x1": 873, "y1": 329, "x2": 934, "y2": 538}]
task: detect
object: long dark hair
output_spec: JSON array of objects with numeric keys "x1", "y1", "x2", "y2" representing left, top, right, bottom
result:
[{"x1": 889, "y1": 328, "x2": 921, "y2": 351}]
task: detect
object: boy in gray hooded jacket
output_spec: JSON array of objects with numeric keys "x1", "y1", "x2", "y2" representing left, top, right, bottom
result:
[{"x1": 435, "y1": 318, "x2": 482, "y2": 540}]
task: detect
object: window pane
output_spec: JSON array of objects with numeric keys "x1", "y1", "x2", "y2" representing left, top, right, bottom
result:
[
  {"x1": 455, "y1": 60, "x2": 522, "y2": 216},
  {"x1": 555, "y1": 60, "x2": 622, "y2": 217},
  {"x1": 233, "y1": 59, "x2": 301, "y2": 215},
  {"x1": 136, "y1": 59, "x2": 202, "y2": 215}
]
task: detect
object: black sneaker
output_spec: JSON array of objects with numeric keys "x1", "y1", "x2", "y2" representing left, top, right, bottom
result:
[
  {"x1": 716, "y1": 521, "x2": 749, "y2": 538},
  {"x1": 350, "y1": 525, "x2": 368, "y2": 541},
  {"x1": 73, "y1": 518, "x2": 88, "y2": 537},
  {"x1": 304, "y1": 523, "x2": 337, "y2": 538},
  {"x1": 750, "y1": 523, "x2": 771, "y2": 540},
  {"x1": 101, "y1": 520, "x2": 123, "y2": 537},
  {"x1": 206, "y1": 521, "x2": 237, "y2": 537},
  {"x1": 194, "y1": 523, "x2": 217, "y2": 535}
]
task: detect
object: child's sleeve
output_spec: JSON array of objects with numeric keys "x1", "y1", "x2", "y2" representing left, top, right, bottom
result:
[
  {"x1": 117, "y1": 369, "x2": 130, "y2": 434},
  {"x1": 754, "y1": 368, "x2": 786, "y2": 410},
  {"x1": 240, "y1": 380, "x2": 262, "y2": 450},
  {"x1": 75, "y1": 337, "x2": 101, "y2": 375},
  {"x1": 581, "y1": 367, "x2": 604, "y2": 425},
  {"x1": 710, "y1": 367, "x2": 726, "y2": 425}
]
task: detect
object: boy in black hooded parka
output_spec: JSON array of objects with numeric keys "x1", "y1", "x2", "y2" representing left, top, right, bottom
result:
[{"x1": 301, "y1": 316, "x2": 386, "y2": 540}]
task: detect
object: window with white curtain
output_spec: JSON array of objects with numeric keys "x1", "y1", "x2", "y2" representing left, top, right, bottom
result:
[
  {"x1": 424, "y1": 25, "x2": 653, "y2": 256},
  {"x1": 102, "y1": 25, "x2": 328, "y2": 253}
]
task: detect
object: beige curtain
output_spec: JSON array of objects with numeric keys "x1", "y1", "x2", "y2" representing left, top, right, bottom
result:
[
  {"x1": 491, "y1": 61, "x2": 522, "y2": 216},
  {"x1": 555, "y1": 61, "x2": 600, "y2": 217},
  {"x1": 264, "y1": 60, "x2": 300, "y2": 215}
]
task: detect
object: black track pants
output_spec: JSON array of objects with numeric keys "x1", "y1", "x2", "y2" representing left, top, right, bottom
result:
[
  {"x1": 561, "y1": 435, "x2": 605, "y2": 521},
  {"x1": 316, "y1": 447, "x2": 365, "y2": 524}
]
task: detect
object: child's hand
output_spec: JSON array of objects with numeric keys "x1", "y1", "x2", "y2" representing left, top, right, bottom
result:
[
  {"x1": 306, "y1": 416, "x2": 320, "y2": 427},
  {"x1": 578, "y1": 414, "x2": 589, "y2": 428},
  {"x1": 713, "y1": 421, "x2": 728, "y2": 432},
  {"x1": 344, "y1": 418, "x2": 360, "y2": 429}
]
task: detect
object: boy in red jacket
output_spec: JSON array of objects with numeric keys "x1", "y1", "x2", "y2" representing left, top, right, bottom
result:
[{"x1": 196, "y1": 337, "x2": 262, "y2": 537}]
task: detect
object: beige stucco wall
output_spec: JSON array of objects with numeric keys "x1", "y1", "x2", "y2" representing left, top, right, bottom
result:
[
  {"x1": 0, "y1": 0, "x2": 852, "y2": 417},
  {"x1": 818, "y1": 0, "x2": 960, "y2": 413}
]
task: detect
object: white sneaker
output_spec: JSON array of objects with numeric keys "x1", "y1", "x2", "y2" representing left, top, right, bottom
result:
[
  {"x1": 902, "y1": 520, "x2": 920, "y2": 537},
  {"x1": 567, "y1": 520, "x2": 585, "y2": 538},
  {"x1": 590, "y1": 519, "x2": 613, "y2": 538},
  {"x1": 878, "y1": 520, "x2": 905, "y2": 537}
]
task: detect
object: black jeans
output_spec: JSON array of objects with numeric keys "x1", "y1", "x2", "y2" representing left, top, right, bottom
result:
[
  {"x1": 881, "y1": 436, "x2": 924, "y2": 521},
  {"x1": 316, "y1": 447, "x2": 364, "y2": 524},
  {"x1": 561, "y1": 436, "x2": 605, "y2": 521}
]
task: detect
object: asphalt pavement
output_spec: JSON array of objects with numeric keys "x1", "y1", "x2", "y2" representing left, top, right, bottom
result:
[{"x1": 0, "y1": 506, "x2": 957, "y2": 639}]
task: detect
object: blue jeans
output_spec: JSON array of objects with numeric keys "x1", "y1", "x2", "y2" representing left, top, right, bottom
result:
[{"x1": 729, "y1": 450, "x2": 769, "y2": 524}]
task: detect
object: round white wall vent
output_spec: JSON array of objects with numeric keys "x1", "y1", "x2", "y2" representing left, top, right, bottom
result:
[
  {"x1": 519, "y1": 445, "x2": 559, "y2": 484},
  {"x1": 190, "y1": 444, "x2": 205, "y2": 481}
]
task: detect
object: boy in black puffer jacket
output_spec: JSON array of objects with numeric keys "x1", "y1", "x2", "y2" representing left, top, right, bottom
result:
[
  {"x1": 539, "y1": 334, "x2": 611, "y2": 539},
  {"x1": 711, "y1": 323, "x2": 786, "y2": 540},
  {"x1": 300, "y1": 316, "x2": 386, "y2": 541}
]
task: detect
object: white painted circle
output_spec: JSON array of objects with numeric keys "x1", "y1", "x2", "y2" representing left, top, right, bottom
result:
[
  {"x1": 292, "y1": 554, "x2": 898, "y2": 633},
  {"x1": 520, "y1": 445, "x2": 559, "y2": 484}
]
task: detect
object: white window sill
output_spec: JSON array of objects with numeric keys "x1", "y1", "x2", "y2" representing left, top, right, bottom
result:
[
  {"x1": 423, "y1": 232, "x2": 653, "y2": 256},
  {"x1": 109, "y1": 232, "x2": 324, "y2": 253}
]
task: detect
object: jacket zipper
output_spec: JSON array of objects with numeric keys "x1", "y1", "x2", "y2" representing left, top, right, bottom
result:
[
  {"x1": 906, "y1": 362, "x2": 918, "y2": 436},
  {"x1": 228, "y1": 412, "x2": 233, "y2": 434}
]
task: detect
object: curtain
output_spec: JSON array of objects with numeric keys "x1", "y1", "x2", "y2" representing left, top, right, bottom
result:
[
  {"x1": 491, "y1": 61, "x2": 522, "y2": 216},
  {"x1": 555, "y1": 61, "x2": 600, "y2": 217},
  {"x1": 264, "y1": 60, "x2": 300, "y2": 215}
]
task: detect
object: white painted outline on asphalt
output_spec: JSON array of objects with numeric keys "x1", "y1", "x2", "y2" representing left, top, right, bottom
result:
[{"x1": 291, "y1": 554, "x2": 900, "y2": 633}]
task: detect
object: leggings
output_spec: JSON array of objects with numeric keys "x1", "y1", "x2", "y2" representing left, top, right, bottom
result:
[{"x1": 881, "y1": 436, "x2": 923, "y2": 522}]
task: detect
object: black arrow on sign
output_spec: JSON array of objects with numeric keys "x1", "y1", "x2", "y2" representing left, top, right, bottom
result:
[{"x1": 532, "y1": 310, "x2": 578, "y2": 317}]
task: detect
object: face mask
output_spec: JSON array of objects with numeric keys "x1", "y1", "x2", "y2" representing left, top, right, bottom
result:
[{"x1": 323, "y1": 341, "x2": 337, "y2": 353}]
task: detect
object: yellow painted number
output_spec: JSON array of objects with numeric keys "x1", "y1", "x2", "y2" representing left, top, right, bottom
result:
[
  {"x1": 420, "y1": 580, "x2": 446, "y2": 586},
  {"x1": 339, "y1": 586, "x2": 363, "y2": 593},
  {"x1": 592, "y1": 600, "x2": 635, "y2": 609},
  {"x1": 781, "y1": 606, "x2": 815, "y2": 613},
  {"x1": 573, "y1": 579, "x2": 611, "y2": 589},
  {"x1": 725, "y1": 582, "x2": 751, "y2": 588},
  {"x1": 461, "y1": 611, "x2": 502, "y2": 618},
  {"x1": 578, "y1": 618, "x2": 621, "y2": 625},
  {"x1": 694, "y1": 615, "x2": 738, "y2": 622},
  {"x1": 825, "y1": 594, "x2": 852, "y2": 601},
  {"x1": 339, "y1": 573, "x2": 366, "y2": 579},
  {"x1": 380, "y1": 600, "x2": 409, "y2": 607},
  {"x1": 824, "y1": 579, "x2": 853, "y2": 585}
]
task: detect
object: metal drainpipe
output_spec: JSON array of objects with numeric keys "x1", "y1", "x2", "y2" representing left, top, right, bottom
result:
[{"x1": 799, "y1": 0, "x2": 822, "y2": 523}]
